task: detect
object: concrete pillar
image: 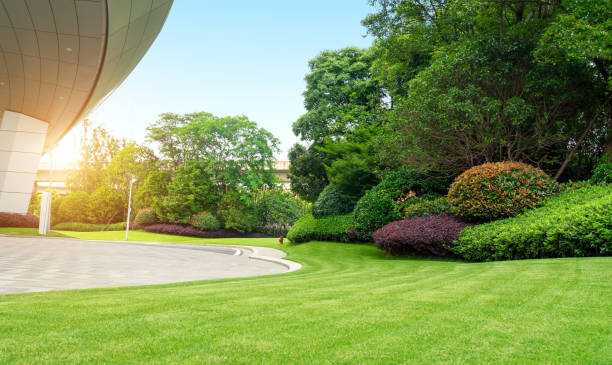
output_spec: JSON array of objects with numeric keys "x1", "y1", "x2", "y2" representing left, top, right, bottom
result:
[{"x1": 0, "y1": 111, "x2": 48, "y2": 214}]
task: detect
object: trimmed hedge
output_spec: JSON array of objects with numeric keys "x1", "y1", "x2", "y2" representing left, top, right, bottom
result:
[
  {"x1": 447, "y1": 161, "x2": 560, "y2": 222},
  {"x1": 286, "y1": 214, "x2": 356, "y2": 243},
  {"x1": 373, "y1": 216, "x2": 471, "y2": 257},
  {"x1": 190, "y1": 212, "x2": 220, "y2": 231},
  {"x1": 53, "y1": 222, "x2": 127, "y2": 231},
  {"x1": 312, "y1": 185, "x2": 355, "y2": 218},
  {"x1": 0, "y1": 212, "x2": 39, "y2": 228},
  {"x1": 352, "y1": 168, "x2": 448, "y2": 240},
  {"x1": 451, "y1": 184, "x2": 612, "y2": 261}
]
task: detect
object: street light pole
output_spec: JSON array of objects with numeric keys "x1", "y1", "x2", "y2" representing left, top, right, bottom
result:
[{"x1": 125, "y1": 177, "x2": 137, "y2": 241}]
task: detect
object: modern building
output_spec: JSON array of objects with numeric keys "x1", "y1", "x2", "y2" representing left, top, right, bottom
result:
[{"x1": 0, "y1": 0, "x2": 173, "y2": 214}]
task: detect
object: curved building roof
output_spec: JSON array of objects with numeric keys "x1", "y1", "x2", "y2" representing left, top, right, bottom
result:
[{"x1": 0, "y1": 0, "x2": 173, "y2": 152}]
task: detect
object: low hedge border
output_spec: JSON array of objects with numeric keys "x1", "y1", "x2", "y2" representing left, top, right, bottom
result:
[{"x1": 286, "y1": 214, "x2": 359, "y2": 244}]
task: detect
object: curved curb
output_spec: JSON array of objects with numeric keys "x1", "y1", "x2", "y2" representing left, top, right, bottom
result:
[{"x1": 238, "y1": 246, "x2": 302, "y2": 272}]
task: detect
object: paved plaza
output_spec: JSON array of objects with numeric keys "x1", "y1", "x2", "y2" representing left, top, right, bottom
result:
[{"x1": 0, "y1": 236, "x2": 293, "y2": 295}]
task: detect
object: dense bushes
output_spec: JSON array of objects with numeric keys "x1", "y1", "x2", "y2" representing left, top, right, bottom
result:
[
  {"x1": 135, "y1": 208, "x2": 158, "y2": 227},
  {"x1": 287, "y1": 214, "x2": 357, "y2": 243},
  {"x1": 190, "y1": 212, "x2": 220, "y2": 231},
  {"x1": 57, "y1": 191, "x2": 90, "y2": 223},
  {"x1": 142, "y1": 223, "x2": 271, "y2": 238},
  {"x1": 447, "y1": 162, "x2": 560, "y2": 222},
  {"x1": 373, "y1": 216, "x2": 471, "y2": 257},
  {"x1": 590, "y1": 157, "x2": 612, "y2": 184},
  {"x1": 0, "y1": 212, "x2": 39, "y2": 228},
  {"x1": 312, "y1": 185, "x2": 355, "y2": 218},
  {"x1": 451, "y1": 184, "x2": 612, "y2": 261},
  {"x1": 352, "y1": 168, "x2": 448, "y2": 240},
  {"x1": 255, "y1": 190, "x2": 304, "y2": 235},
  {"x1": 402, "y1": 197, "x2": 451, "y2": 218}
]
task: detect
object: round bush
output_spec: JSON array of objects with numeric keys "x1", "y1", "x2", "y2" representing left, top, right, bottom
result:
[
  {"x1": 255, "y1": 189, "x2": 303, "y2": 236},
  {"x1": 312, "y1": 185, "x2": 355, "y2": 218},
  {"x1": 352, "y1": 168, "x2": 449, "y2": 240},
  {"x1": 135, "y1": 207, "x2": 159, "y2": 227},
  {"x1": 190, "y1": 212, "x2": 220, "y2": 231},
  {"x1": 373, "y1": 216, "x2": 471, "y2": 257},
  {"x1": 447, "y1": 161, "x2": 560, "y2": 221},
  {"x1": 57, "y1": 191, "x2": 90, "y2": 223}
]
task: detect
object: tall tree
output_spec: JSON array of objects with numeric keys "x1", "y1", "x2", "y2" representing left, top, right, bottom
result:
[{"x1": 289, "y1": 47, "x2": 384, "y2": 201}]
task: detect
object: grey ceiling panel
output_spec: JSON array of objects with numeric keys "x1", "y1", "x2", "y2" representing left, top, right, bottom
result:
[
  {"x1": 3, "y1": 0, "x2": 33, "y2": 29},
  {"x1": 0, "y1": 0, "x2": 173, "y2": 152},
  {"x1": 26, "y1": 0, "x2": 55, "y2": 32},
  {"x1": 36, "y1": 31, "x2": 59, "y2": 59},
  {"x1": 50, "y1": 0, "x2": 78, "y2": 35},
  {"x1": 14, "y1": 29, "x2": 38, "y2": 56}
]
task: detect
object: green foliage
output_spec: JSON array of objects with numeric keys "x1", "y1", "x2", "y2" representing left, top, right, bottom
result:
[
  {"x1": 53, "y1": 222, "x2": 126, "y2": 231},
  {"x1": 312, "y1": 185, "x2": 355, "y2": 219},
  {"x1": 286, "y1": 214, "x2": 355, "y2": 243},
  {"x1": 134, "y1": 170, "x2": 172, "y2": 215},
  {"x1": 448, "y1": 162, "x2": 561, "y2": 222},
  {"x1": 254, "y1": 189, "x2": 303, "y2": 236},
  {"x1": 401, "y1": 197, "x2": 451, "y2": 218},
  {"x1": 352, "y1": 168, "x2": 449, "y2": 239},
  {"x1": 57, "y1": 191, "x2": 90, "y2": 223},
  {"x1": 104, "y1": 143, "x2": 158, "y2": 206},
  {"x1": 190, "y1": 212, "x2": 220, "y2": 232},
  {"x1": 217, "y1": 191, "x2": 257, "y2": 233},
  {"x1": 88, "y1": 186, "x2": 125, "y2": 225},
  {"x1": 135, "y1": 208, "x2": 159, "y2": 227},
  {"x1": 451, "y1": 184, "x2": 612, "y2": 261},
  {"x1": 292, "y1": 47, "x2": 383, "y2": 143},
  {"x1": 288, "y1": 143, "x2": 330, "y2": 202},
  {"x1": 590, "y1": 156, "x2": 612, "y2": 184},
  {"x1": 67, "y1": 124, "x2": 124, "y2": 194}
]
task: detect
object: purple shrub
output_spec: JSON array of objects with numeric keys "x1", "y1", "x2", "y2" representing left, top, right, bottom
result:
[
  {"x1": 0, "y1": 213, "x2": 39, "y2": 228},
  {"x1": 373, "y1": 215, "x2": 472, "y2": 257}
]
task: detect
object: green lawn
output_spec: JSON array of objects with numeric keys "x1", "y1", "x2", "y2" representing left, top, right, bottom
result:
[{"x1": 0, "y1": 229, "x2": 611, "y2": 363}]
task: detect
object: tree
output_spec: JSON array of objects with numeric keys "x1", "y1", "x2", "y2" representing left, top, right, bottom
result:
[
  {"x1": 147, "y1": 112, "x2": 280, "y2": 222},
  {"x1": 88, "y1": 186, "x2": 125, "y2": 225},
  {"x1": 67, "y1": 125, "x2": 123, "y2": 193},
  {"x1": 56, "y1": 191, "x2": 90, "y2": 223},
  {"x1": 289, "y1": 47, "x2": 384, "y2": 201},
  {"x1": 105, "y1": 143, "x2": 158, "y2": 199},
  {"x1": 145, "y1": 113, "x2": 189, "y2": 169}
]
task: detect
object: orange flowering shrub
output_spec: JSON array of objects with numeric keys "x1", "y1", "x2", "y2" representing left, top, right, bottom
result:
[{"x1": 447, "y1": 162, "x2": 560, "y2": 221}]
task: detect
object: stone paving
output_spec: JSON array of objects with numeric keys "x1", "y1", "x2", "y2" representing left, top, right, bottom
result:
[{"x1": 0, "y1": 236, "x2": 289, "y2": 295}]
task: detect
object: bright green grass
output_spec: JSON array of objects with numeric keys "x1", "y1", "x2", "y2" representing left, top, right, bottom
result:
[{"x1": 0, "y1": 229, "x2": 611, "y2": 363}]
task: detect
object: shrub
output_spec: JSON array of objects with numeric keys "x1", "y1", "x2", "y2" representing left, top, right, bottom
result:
[
  {"x1": 223, "y1": 205, "x2": 257, "y2": 233},
  {"x1": 190, "y1": 212, "x2": 220, "y2": 231},
  {"x1": 451, "y1": 184, "x2": 612, "y2": 261},
  {"x1": 286, "y1": 214, "x2": 357, "y2": 243},
  {"x1": 88, "y1": 186, "x2": 125, "y2": 224},
  {"x1": 143, "y1": 224, "x2": 218, "y2": 238},
  {"x1": 255, "y1": 190, "x2": 303, "y2": 236},
  {"x1": 312, "y1": 185, "x2": 355, "y2": 218},
  {"x1": 57, "y1": 191, "x2": 91, "y2": 223},
  {"x1": 106, "y1": 222, "x2": 127, "y2": 231},
  {"x1": 373, "y1": 216, "x2": 471, "y2": 257},
  {"x1": 590, "y1": 158, "x2": 612, "y2": 184},
  {"x1": 0, "y1": 212, "x2": 39, "y2": 228},
  {"x1": 447, "y1": 161, "x2": 560, "y2": 222},
  {"x1": 353, "y1": 168, "x2": 448, "y2": 240},
  {"x1": 402, "y1": 197, "x2": 451, "y2": 218},
  {"x1": 135, "y1": 207, "x2": 159, "y2": 227}
]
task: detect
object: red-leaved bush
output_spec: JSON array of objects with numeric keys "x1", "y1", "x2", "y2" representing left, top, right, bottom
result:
[
  {"x1": 143, "y1": 224, "x2": 272, "y2": 238},
  {"x1": 373, "y1": 216, "x2": 472, "y2": 257},
  {"x1": 0, "y1": 212, "x2": 39, "y2": 228}
]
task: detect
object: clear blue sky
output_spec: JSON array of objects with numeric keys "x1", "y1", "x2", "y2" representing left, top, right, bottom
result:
[{"x1": 86, "y1": 1, "x2": 375, "y2": 160}]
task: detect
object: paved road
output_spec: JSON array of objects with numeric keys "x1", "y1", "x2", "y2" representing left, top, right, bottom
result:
[{"x1": 0, "y1": 236, "x2": 288, "y2": 295}]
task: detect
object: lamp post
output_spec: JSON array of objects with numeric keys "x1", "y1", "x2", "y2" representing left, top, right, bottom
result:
[{"x1": 125, "y1": 176, "x2": 137, "y2": 241}]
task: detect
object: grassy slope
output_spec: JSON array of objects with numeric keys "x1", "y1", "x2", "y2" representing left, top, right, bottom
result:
[{"x1": 0, "y1": 230, "x2": 610, "y2": 363}]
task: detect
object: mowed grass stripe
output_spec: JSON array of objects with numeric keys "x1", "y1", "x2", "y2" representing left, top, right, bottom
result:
[{"x1": 0, "y1": 231, "x2": 610, "y2": 363}]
